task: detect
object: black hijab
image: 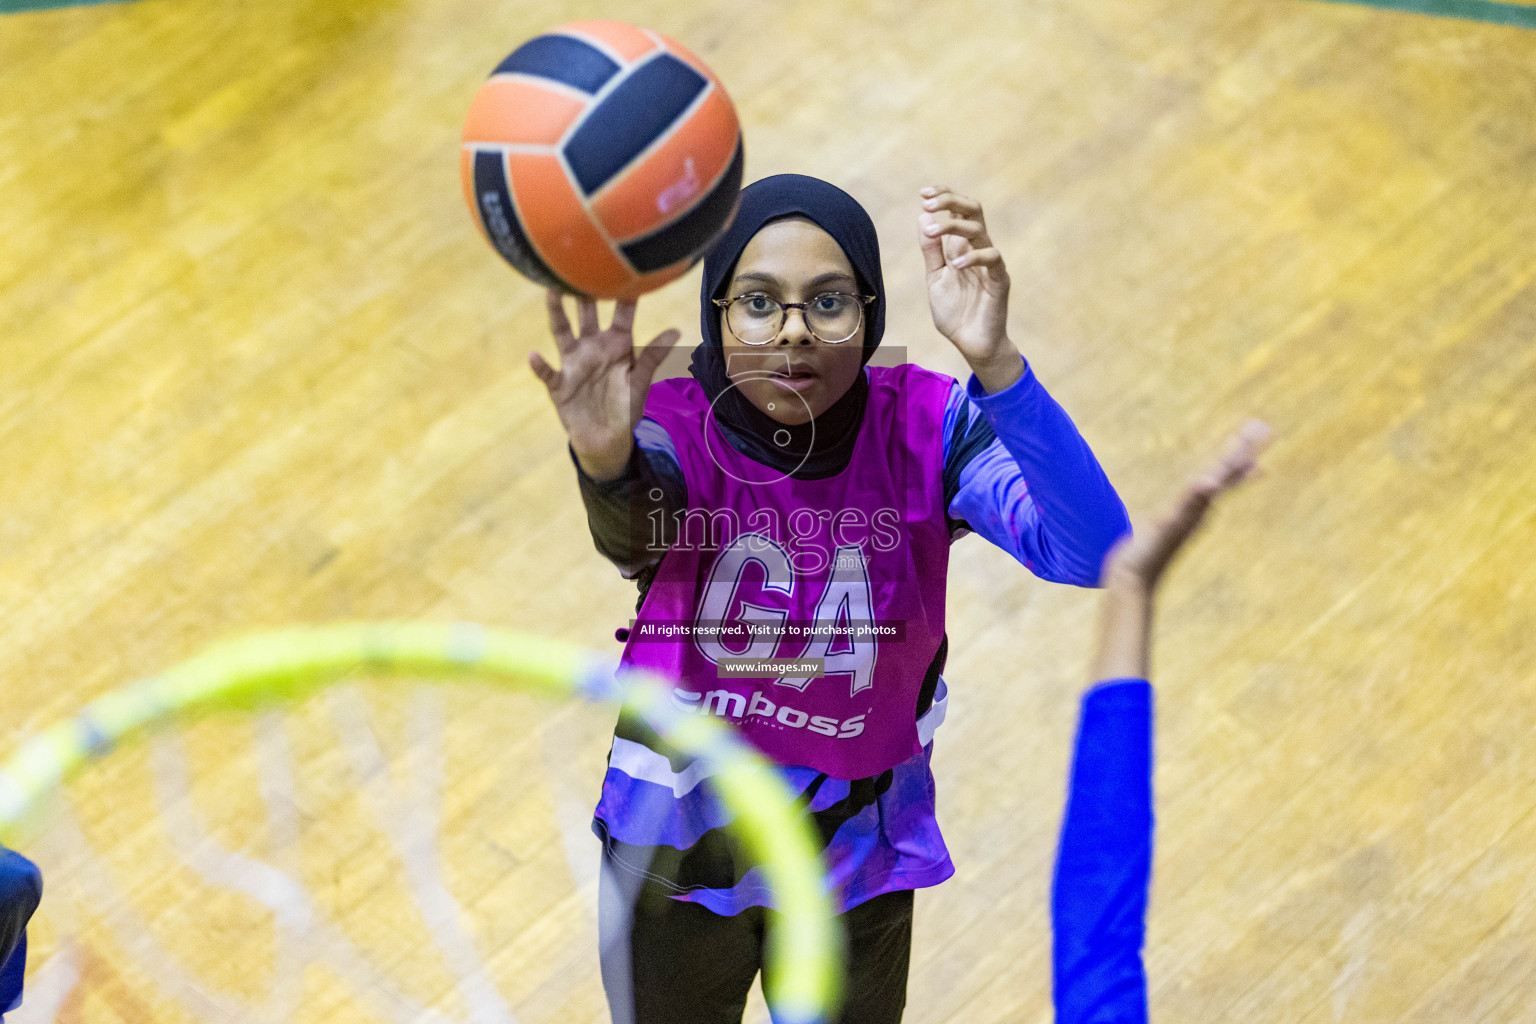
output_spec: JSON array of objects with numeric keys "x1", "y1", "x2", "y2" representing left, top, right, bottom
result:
[{"x1": 690, "y1": 174, "x2": 885, "y2": 479}]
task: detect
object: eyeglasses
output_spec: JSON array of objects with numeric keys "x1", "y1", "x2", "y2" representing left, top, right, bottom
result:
[{"x1": 712, "y1": 291, "x2": 877, "y2": 345}]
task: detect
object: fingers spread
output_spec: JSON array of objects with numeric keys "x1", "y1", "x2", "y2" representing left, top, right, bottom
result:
[
  {"x1": 546, "y1": 290, "x2": 577, "y2": 353},
  {"x1": 610, "y1": 299, "x2": 638, "y2": 335},
  {"x1": 577, "y1": 297, "x2": 601, "y2": 337},
  {"x1": 635, "y1": 327, "x2": 681, "y2": 379},
  {"x1": 529, "y1": 350, "x2": 558, "y2": 390}
]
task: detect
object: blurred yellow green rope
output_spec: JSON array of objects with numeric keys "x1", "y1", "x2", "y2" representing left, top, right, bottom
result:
[{"x1": 0, "y1": 621, "x2": 843, "y2": 1024}]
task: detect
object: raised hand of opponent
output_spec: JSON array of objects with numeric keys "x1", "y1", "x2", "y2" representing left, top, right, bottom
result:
[{"x1": 1104, "y1": 420, "x2": 1273, "y2": 591}]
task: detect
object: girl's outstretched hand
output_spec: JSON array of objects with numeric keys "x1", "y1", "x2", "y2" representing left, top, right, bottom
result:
[
  {"x1": 1088, "y1": 421, "x2": 1270, "y2": 683},
  {"x1": 529, "y1": 290, "x2": 680, "y2": 482},
  {"x1": 918, "y1": 186, "x2": 1020, "y2": 392},
  {"x1": 1102, "y1": 421, "x2": 1273, "y2": 591}
]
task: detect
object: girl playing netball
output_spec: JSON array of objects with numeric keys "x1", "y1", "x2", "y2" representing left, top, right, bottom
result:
[{"x1": 531, "y1": 174, "x2": 1131, "y2": 1024}]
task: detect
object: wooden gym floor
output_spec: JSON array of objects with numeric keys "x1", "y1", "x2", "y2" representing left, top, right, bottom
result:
[{"x1": 2, "y1": 0, "x2": 1534, "y2": 1021}]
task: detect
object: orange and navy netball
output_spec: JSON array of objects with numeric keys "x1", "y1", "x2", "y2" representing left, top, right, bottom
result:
[{"x1": 461, "y1": 21, "x2": 745, "y2": 299}]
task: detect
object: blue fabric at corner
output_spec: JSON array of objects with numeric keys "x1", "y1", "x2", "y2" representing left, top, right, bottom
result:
[
  {"x1": 0, "y1": 849, "x2": 42, "y2": 1015},
  {"x1": 1, "y1": 931, "x2": 26, "y2": 1014},
  {"x1": 1052, "y1": 678, "x2": 1153, "y2": 1024}
]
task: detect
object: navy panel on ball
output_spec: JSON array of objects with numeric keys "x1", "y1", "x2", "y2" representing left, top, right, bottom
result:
[
  {"x1": 471, "y1": 150, "x2": 573, "y2": 292},
  {"x1": 492, "y1": 34, "x2": 620, "y2": 95},
  {"x1": 620, "y1": 141, "x2": 744, "y2": 273},
  {"x1": 563, "y1": 54, "x2": 709, "y2": 196}
]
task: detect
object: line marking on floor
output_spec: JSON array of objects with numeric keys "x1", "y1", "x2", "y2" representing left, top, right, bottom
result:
[
  {"x1": 1, "y1": 0, "x2": 137, "y2": 14},
  {"x1": 1312, "y1": 0, "x2": 1536, "y2": 28}
]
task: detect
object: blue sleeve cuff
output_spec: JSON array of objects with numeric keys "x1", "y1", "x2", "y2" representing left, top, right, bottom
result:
[
  {"x1": 964, "y1": 356, "x2": 1038, "y2": 410},
  {"x1": 1085, "y1": 677, "x2": 1151, "y2": 701}
]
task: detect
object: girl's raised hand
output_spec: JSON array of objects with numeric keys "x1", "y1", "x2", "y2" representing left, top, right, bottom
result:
[
  {"x1": 1087, "y1": 421, "x2": 1269, "y2": 682},
  {"x1": 529, "y1": 290, "x2": 680, "y2": 481},
  {"x1": 1103, "y1": 420, "x2": 1273, "y2": 590},
  {"x1": 918, "y1": 187, "x2": 1018, "y2": 389}
]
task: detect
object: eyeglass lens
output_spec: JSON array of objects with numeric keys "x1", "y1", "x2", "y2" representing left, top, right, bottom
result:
[{"x1": 727, "y1": 293, "x2": 863, "y2": 344}]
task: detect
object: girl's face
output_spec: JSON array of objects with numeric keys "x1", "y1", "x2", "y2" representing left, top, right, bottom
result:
[{"x1": 718, "y1": 217, "x2": 868, "y2": 426}]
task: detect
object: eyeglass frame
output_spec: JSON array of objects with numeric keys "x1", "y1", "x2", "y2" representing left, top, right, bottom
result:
[{"x1": 711, "y1": 291, "x2": 878, "y2": 345}]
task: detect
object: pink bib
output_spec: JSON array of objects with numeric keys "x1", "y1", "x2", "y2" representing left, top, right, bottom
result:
[{"x1": 621, "y1": 364, "x2": 953, "y2": 779}]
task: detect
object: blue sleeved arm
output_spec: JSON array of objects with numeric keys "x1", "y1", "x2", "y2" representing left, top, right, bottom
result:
[
  {"x1": 1052, "y1": 679, "x2": 1153, "y2": 1024},
  {"x1": 0, "y1": 849, "x2": 41, "y2": 1016},
  {"x1": 943, "y1": 360, "x2": 1131, "y2": 587},
  {"x1": 0, "y1": 932, "x2": 25, "y2": 1016}
]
